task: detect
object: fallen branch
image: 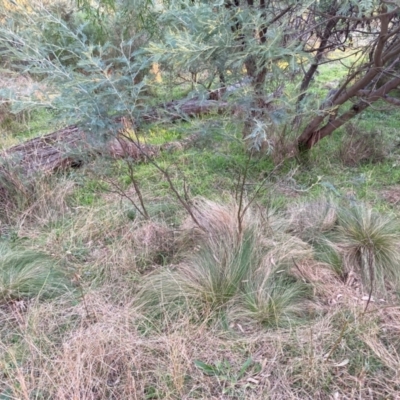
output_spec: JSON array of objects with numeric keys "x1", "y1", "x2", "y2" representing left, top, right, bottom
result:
[
  {"x1": 0, "y1": 79, "x2": 260, "y2": 174},
  {"x1": 1, "y1": 125, "x2": 87, "y2": 174},
  {"x1": 1, "y1": 123, "x2": 201, "y2": 174},
  {"x1": 140, "y1": 98, "x2": 229, "y2": 122},
  {"x1": 0, "y1": 93, "x2": 229, "y2": 174}
]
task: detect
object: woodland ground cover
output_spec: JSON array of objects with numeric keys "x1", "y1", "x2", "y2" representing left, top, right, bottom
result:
[
  {"x1": 2, "y1": 1, "x2": 400, "y2": 398},
  {"x1": 2, "y1": 68, "x2": 400, "y2": 399}
]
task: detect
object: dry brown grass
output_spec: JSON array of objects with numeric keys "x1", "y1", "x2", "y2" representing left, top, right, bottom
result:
[
  {"x1": 14, "y1": 200, "x2": 180, "y2": 288},
  {"x1": 338, "y1": 123, "x2": 387, "y2": 167},
  {"x1": 182, "y1": 197, "x2": 289, "y2": 242},
  {"x1": 2, "y1": 192, "x2": 400, "y2": 398},
  {"x1": 291, "y1": 259, "x2": 369, "y2": 311},
  {"x1": 287, "y1": 197, "x2": 337, "y2": 241},
  {"x1": 132, "y1": 221, "x2": 176, "y2": 270},
  {"x1": 0, "y1": 165, "x2": 74, "y2": 227},
  {"x1": 2, "y1": 285, "x2": 400, "y2": 399},
  {"x1": 44, "y1": 206, "x2": 143, "y2": 284},
  {"x1": 381, "y1": 185, "x2": 400, "y2": 205}
]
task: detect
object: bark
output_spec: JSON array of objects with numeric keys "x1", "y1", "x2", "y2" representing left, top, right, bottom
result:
[
  {"x1": 297, "y1": 8, "x2": 400, "y2": 151},
  {"x1": 298, "y1": 76, "x2": 400, "y2": 149},
  {"x1": 298, "y1": 15, "x2": 339, "y2": 102}
]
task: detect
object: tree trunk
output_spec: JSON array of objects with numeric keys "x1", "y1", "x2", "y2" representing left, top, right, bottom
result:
[
  {"x1": 297, "y1": 8, "x2": 399, "y2": 151},
  {"x1": 298, "y1": 76, "x2": 400, "y2": 150}
]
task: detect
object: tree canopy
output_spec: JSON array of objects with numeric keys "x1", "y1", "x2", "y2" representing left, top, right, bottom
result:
[{"x1": 1, "y1": 0, "x2": 400, "y2": 154}]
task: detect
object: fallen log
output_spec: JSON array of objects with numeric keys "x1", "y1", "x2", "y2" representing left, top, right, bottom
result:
[
  {"x1": 1, "y1": 125, "x2": 85, "y2": 173},
  {"x1": 1, "y1": 128, "x2": 201, "y2": 175},
  {"x1": 141, "y1": 98, "x2": 229, "y2": 122},
  {"x1": 0, "y1": 77, "x2": 257, "y2": 175},
  {"x1": 1, "y1": 97, "x2": 225, "y2": 174}
]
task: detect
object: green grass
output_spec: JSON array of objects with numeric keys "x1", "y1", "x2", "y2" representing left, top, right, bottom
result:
[
  {"x1": 144, "y1": 127, "x2": 183, "y2": 145},
  {"x1": 241, "y1": 273, "x2": 310, "y2": 328},
  {"x1": 137, "y1": 200, "x2": 311, "y2": 328},
  {"x1": 0, "y1": 108, "x2": 57, "y2": 150},
  {"x1": 334, "y1": 205, "x2": 400, "y2": 295},
  {"x1": 137, "y1": 219, "x2": 262, "y2": 322},
  {"x1": 70, "y1": 178, "x2": 108, "y2": 207},
  {"x1": 113, "y1": 132, "x2": 273, "y2": 200},
  {"x1": 0, "y1": 244, "x2": 73, "y2": 303}
]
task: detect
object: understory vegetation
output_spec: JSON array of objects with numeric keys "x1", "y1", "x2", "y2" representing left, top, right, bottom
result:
[
  {"x1": 2, "y1": 122, "x2": 400, "y2": 397},
  {"x1": 3, "y1": 0, "x2": 400, "y2": 398}
]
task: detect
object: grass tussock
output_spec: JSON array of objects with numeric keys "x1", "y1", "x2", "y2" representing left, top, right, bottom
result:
[
  {"x1": 2, "y1": 192, "x2": 400, "y2": 398},
  {"x1": 55, "y1": 206, "x2": 177, "y2": 279},
  {"x1": 132, "y1": 221, "x2": 176, "y2": 270},
  {"x1": 138, "y1": 199, "x2": 312, "y2": 327},
  {"x1": 136, "y1": 228, "x2": 263, "y2": 323},
  {"x1": 289, "y1": 198, "x2": 400, "y2": 298},
  {"x1": 178, "y1": 228, "x2": 260, "y2": 311},
  {"x1": 334, "y1": 205, "x2": 400, "y2": 295},
  {"x1": 35, "y1": 204, "x2": 141, "y2": 286},
  {"x1": 288, "y1": 197, "x2": 337, "y2": 242},
  {"x1": 182, "y1": 197, "x2": 290, "y2": 244},
  {"x1": 0, "y1": 244, "x2": 72, "y2": 304},
  {"x1": 312, "y1": 238, "x2": 344, "y2": 278},
  {"x1": 238, "y1": 273, "x2": 311, "y2": 328}
]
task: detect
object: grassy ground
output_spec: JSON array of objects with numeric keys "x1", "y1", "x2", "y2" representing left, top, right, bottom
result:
[{"x1": 2, "y1": 63, "x2": 400, "y2": 399}]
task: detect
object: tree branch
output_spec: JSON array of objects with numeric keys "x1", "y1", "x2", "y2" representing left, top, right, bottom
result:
[{"x1": 300, "y1": 76, "x2": 400, "y2": 149}]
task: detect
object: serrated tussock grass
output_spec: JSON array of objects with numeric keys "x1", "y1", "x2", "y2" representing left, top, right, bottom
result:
[
  {"x1": 0, "y1": 244, "x2": 72, "y2": 303},
  {"x1": 238, "y1": 272, "x2": 311, "y2": 328},
  {"x1": 288, "y1": 199, "x2": 400, "y2": 297},
  {"x1": 334, "y1": 205, "x2": 400, "y2": 295},
  {"x1": 287, "y1": 197, "x2": 338, "y2": 242},
  {"x1": 136, "y1": 227, "x2": 261, "y2": 323},
  {"x1": 137, "y1": 199, "x2": 311, "y2": 327}
]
